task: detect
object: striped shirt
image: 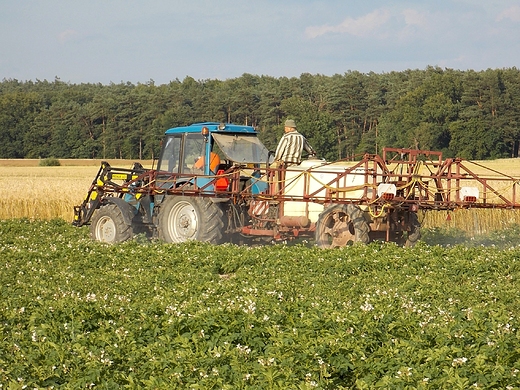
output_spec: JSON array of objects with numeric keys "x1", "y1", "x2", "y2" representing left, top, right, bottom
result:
[{"x1": 274, "y1": 130, "x2": 316, "y2": 165}]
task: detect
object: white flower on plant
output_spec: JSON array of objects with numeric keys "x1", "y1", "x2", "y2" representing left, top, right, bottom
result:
[
  {"x1": 258, "y1": 357, "x2": 275, "y2": 366},
  {"x1": 85, "y1": 293, "x2": 97, "y2": 302},
  {"x1": 360, "y1": 301, "x2": 374, "y2": 312},
  {"x1": 395, "y1": 367, "x2": 412, "y2": 378},
  {"x1": 100, "y1": 357, "x2": 113, "y2": 366},
  {"x1": 452, "y1": 357, "x2": 468, "y2": 367},
  {"x1": 500, "y1": 323, "x2": 515, "y2": 334},
  {"x1": 243, "y1": 299, "x2": 256, "y2": 314},
  {"x1": 236, "y1": 344, "x2": 251, "y2": 354}
]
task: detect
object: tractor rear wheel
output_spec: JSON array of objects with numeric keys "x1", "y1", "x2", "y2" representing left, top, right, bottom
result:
[
  {"x1": 90, "y1": 203, "x2": 134, "y2": 243},
  {"x1": 158, "y1": 196, "x2": 224, "y2": 244},
  {"x1": 315, "y1": 204, "x2": 370, "y2": 248}
]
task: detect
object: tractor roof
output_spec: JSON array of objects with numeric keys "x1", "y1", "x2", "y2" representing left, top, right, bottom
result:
[{"x1": 164, "y1": 122, "x2": 257, "y2": 135}]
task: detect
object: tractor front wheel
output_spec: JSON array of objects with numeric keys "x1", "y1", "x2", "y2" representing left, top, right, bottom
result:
[
  {"x1": 90, "y1": 203, "x2": 134, "y2": 243},
  {"x1": 315, "y1": 204, "x2": 370, "y2": 248},
  {"x1": 158, "y1": 196, "x2": 224, "y2": 244}
]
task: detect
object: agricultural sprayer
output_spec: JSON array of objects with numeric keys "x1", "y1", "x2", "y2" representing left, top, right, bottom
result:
[{"x1": 73, "y1": 122, "x2": 520, "y2": 247}]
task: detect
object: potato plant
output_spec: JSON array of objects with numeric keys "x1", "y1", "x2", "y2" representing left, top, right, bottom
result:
[{"x1": 1, "y1": 219, "x2": 520, "y2": 389}]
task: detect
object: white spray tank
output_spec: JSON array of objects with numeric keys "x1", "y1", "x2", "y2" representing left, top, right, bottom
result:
[{"x1": 282, "y1": 158, "x2": 372, "y2": 223}]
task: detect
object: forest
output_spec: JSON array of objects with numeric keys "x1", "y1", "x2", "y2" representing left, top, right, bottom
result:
[{"x1": 1, "y1": 66, "x2": 520, "y2": 162}]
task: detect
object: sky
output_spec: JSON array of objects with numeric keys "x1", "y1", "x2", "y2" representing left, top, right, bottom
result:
[{"x1": 1, "y1": 0, "x2": 520, "y2": 85}]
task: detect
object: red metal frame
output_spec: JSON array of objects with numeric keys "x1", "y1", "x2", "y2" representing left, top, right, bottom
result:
[{"x1": 74, "y1": 148, "x2": 520, "y2": 231}]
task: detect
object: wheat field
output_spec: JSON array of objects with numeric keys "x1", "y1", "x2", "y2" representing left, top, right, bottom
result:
[
  {"x1": 2, "y1": 158, "x2": 520, "y2": 235},
  {"x1": 415, "y1": 157, "x2": 520, "y2": 234},
  {"x1": 0, "y1": 159, "x2": 153, "y2": 222}
]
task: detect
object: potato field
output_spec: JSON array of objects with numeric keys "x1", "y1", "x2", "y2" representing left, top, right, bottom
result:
[{"x1": 1, "y1": 219, "x2": 520, "y2": 389}]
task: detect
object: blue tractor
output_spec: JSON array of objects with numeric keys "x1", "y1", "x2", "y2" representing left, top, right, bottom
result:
[{"x1": 73, "y1": 122, "x2": 274, "y2": 244}]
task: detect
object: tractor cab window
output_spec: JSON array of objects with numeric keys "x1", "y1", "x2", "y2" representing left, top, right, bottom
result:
[
  {"x1": 158, "y1": 133, "x2": 225, "y2": 175},
  {"x1": 182, "y1": 133, "x2": 206, "y2": 174},
  {"x1": 157, "y1": 135, "x2": 181, "y2": 173},
  {"x1": 212, "y1": 133, "x2": 271, "y2": 164}
]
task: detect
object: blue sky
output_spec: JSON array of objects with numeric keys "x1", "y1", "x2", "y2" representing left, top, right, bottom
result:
[{"x1": 1, "y1": 0, "x2": 520, "y2": 85}]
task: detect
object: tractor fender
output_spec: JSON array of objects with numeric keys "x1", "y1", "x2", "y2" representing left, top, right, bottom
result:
[{"x1": 104, "y1": 197, "x2": 138, "y2": 226}]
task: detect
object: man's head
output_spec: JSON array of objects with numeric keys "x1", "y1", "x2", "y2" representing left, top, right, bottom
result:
[{"x1": 284, "y1": 119, "x2": 296, "y2": 132}]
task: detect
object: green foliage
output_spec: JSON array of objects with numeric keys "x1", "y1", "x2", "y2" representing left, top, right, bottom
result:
[
  {"x1": 2, "y1": 219, "x2": 520, "y2": 388},
  {"x1": 38, "y1": 157, "x2": 61, "y2": 166},
  {"x1": 2, "y1": 67, "x2": 520, "y2": 161},
  {"x1": 377, "y1": 68, "x2": 461, "y2": 154}
]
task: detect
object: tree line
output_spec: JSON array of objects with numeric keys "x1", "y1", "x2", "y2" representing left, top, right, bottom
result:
[{"x1": 1, "y1": 66, "x2": 520, "y2": 162}]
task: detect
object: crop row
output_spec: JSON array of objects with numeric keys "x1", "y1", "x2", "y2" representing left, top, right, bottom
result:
[{"x1": 1, "y1": 220, "x2": 520, "y2": 388}]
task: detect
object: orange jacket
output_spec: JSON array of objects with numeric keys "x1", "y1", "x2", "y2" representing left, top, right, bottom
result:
[{"x1": 194, "y1": 152, "x2": 220, "y2": 173}]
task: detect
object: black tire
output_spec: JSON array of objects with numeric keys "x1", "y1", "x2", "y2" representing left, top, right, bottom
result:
[
  {"x1": 158, "y1": 196, "x2": 224, "y2": 244},
  {"x1": 90, "y1": 203, "x2": 134, "y2": 243},
  {"x1": 405, "y1": 212, "x2": 421, "y2": 247},
  {"x1": 315, "y1": 204, "x2": 370, "y2": 248}
]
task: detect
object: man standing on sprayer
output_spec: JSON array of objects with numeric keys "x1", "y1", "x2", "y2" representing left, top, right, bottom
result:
[{"x1": 274, "y1": 119, "x2": 316, "y2": 166}]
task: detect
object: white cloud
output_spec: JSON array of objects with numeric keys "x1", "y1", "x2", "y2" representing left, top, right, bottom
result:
[
  {"x1": 57, "y1": 29, "x2": 79, "y2": 44},
  {"x1": 402, "y1": 9, "x2": 428, "y2": 27},
  {"x1": 398, "y1": 9, "x2": 431, "y2": 40},
  {"x1": 306, "y1": 9, "x2": 391, "y2": 38},
  {"x1": 496, "y1": 5, "x2": 520, "y2": 22}
]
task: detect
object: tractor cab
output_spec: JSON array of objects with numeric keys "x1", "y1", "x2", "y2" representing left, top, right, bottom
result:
[
  {"x1": 157, "y1": 122, "x2": 271, "y2": 175},
  {"x1": 155, "y1": 122, "x2": 272, "y2": 195}
]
